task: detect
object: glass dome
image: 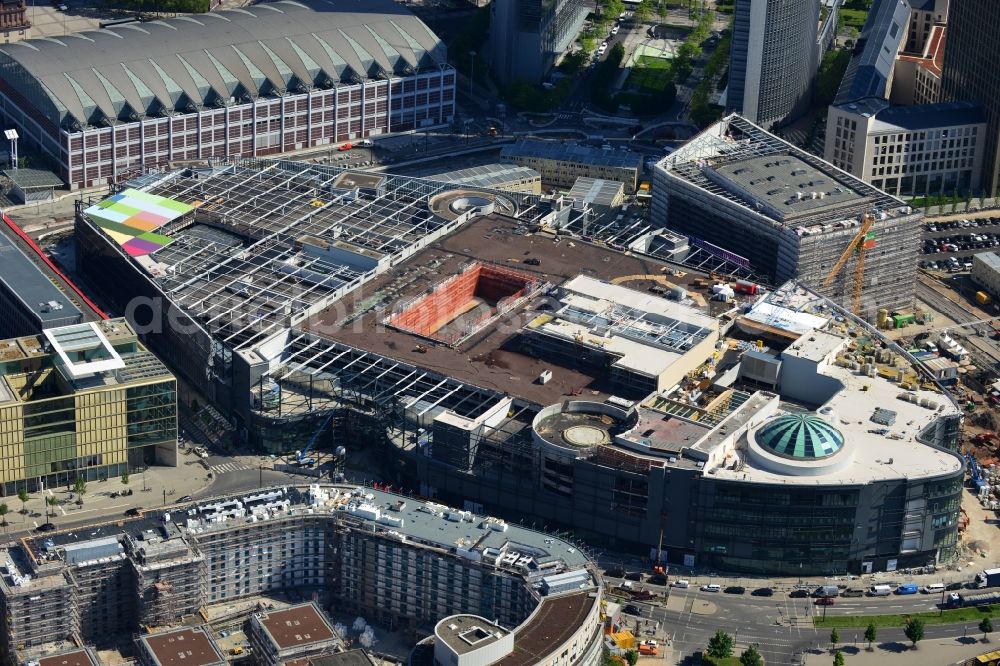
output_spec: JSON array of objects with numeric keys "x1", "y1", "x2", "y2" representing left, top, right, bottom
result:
[{"x1": 756, "y1": 414, "x2": 844, "y2": 460}]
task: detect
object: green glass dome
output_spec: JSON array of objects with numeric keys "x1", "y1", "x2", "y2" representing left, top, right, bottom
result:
[{"x1": 756, "y1": 414, "x2": 844, "y2": 460}]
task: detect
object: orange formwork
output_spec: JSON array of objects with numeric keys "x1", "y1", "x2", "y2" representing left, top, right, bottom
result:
[{"x1": 386, "y1": 261, "x2": 540, "y2": 345}]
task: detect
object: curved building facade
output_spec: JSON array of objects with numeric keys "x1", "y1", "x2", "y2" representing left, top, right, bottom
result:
[
  {"x1": 0, "y1": 0, "x2": 454, "y2": 187},
  {"x1": 0, "y1": 485, "x2": 603, "y2": 666}
]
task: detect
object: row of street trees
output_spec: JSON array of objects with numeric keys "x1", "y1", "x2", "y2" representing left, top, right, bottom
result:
[
  {"x1": 0, "y1": 472, "x2": 132, "y2": 531},
  {"x1": 704, "y1": 615, "x2": 998, "y2": 666}
]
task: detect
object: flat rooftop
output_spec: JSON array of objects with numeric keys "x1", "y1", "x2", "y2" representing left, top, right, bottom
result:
[
  {"x1": 0, "y1": 225, "x2": 84, "y2": 327},
  {"x1": 36, "y1": 648, "x2": 99, "y2": 666},
  {"x1": 566, "y1": 177, "x2": 624, "y2": 208},
  {"x1": 437, "y1": 616, "x2": 510, "y2": 656},
  {"x1": 139, "y1": 626, "x2": 225, "y2": 666},
  {"x1": 709, "y1": 154, "x2": 864, "y2": 221},
  {"x1": 501, "y1": 139, "x2": 642, "y2": 170},
  {"x1": 428, "y1": 163, "x2": 541, "y2": 190},
  {"x1": 660, "y1": 115, "x2": 909, "y2": 228},
  {"x1": 329, "y1": 488, "x2": 592, "y2": 570},
  {"x1": 256, "y1": 603, "x2": 338, "y2": 651},
  {"x1": 712, "y1": 339, "x2": 963, "y2": 486},
  {"x1": 303, "y1": 214, "x2": 706, "y2": 405},
  {"x1": 496, "y1": 592, "x2": 596, "y2": 666}
]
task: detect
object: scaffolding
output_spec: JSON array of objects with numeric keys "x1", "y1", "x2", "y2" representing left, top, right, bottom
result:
[{"x1": 655, "y1": 115, "x2": 921, "y2": 318}]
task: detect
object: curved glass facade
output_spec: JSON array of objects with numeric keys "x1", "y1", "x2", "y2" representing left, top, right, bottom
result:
[{"x1": 695, "y1": 480, "x2": 859, "y2": 575}]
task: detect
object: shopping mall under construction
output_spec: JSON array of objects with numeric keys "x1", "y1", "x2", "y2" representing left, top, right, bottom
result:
[{"x1": 75, "y1": 157, "x2": 965, "y2": 576}]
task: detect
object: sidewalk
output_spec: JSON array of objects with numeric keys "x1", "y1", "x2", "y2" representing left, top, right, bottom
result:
[
  {"x1": 0, "y1": 455, "x2": 215, "y2": 537},
  {"x1": 803, "y1": 635, "x2": 993, "y2": 666}
]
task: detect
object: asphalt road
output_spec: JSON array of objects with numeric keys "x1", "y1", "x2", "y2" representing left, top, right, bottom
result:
[{"x1": 620, "y1": 585, "x2": 991, "y2": 664}]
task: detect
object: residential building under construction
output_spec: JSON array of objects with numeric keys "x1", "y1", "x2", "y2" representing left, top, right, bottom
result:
[
  {"x1": 0, "y1": 485, "x2": 602, "y2": 666},
  {"x1": 652, "y1": 114, "x2": 922, "y2": 319}
]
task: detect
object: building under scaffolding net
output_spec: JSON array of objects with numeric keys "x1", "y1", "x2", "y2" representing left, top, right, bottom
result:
[{"x1": 651, "y1": 114, "x2": 922, "y2": 318}]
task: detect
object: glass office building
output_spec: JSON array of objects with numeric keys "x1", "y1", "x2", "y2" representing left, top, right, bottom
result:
[{"x1": 0, "y1": 319, "x2": 176, "y2": 494}]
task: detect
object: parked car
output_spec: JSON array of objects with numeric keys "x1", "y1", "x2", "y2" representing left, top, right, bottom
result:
[
  {"x1": 946, "y1": 582, "x2": 965, "y2": 591},
  {"x1": 34, "y1": 522, "x2": 56, "y2": 532},
  {"x1": 700, "y1": 583, "x2": 721, "y2": 593},
  {"x1": 625, "y1": 571, "x2": 644, "y2": 581},
  {"x1": 622, "y1": 604, "x2": 641, "y2": 615},
  {"x1": 649, "y1": 574, "x2": 667, "y2": 585},
  {"x1": 604, "y1": 568, "x2": 625, "y2": 578},
  {"x1": 751, "y1": 587, "x2": 774, "y2": 597},
  {"x1": 789, "y1": 589, "x2": 809, "y2": 598},
  {"x1": 814, "y1": 596, "x2": 835, "y2": 606},
  {"x1": 841, "y1": 588, "x2": 865, "y2": 597},
  {"x1": 125, "y1": 507, "x2": 142, "y2": 517},
  {"x1": 672, "y1": 579, "x2": 690, "y2": 588},
  {"x1": 724, "y1": 586, "x2": 746, "y2": 595},
  {"x1": 177, "y1": 495, "x2": 193, "y2": 503}
]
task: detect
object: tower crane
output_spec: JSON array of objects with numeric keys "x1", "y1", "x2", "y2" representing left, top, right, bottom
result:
[{"x1": 822, "y1": 213, "x2": 875, "y2": 314}]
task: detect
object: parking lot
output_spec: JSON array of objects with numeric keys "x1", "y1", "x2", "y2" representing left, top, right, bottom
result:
[{"x1": 920, "y1": 214, "x2": 1000, "y2": 273}]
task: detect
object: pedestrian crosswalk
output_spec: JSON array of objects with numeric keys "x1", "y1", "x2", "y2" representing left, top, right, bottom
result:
[{"x1": 210, "y1": 461, "x2": 257, "y2": 475}]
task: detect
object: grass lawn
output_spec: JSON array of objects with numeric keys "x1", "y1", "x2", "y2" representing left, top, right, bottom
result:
[
  {"x1": 701, "y1": 657, "x2": 741, "y2": 666},
  {"x1": 814, "y1": 604, "x2": 1000, "y2": 629},
  {"x1": 628, "y1": 55, "x2": 673, "y2": 93},
  {"x1": 839, "y1": 7, "x2": 868, "y2": 30}
]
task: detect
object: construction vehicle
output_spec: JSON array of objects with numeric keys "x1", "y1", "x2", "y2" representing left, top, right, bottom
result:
[
  {"x1": 295, "y1": 412, "x2": 333, "y2": 467},
  {"x1": 337, "y1": 142, "x2": 353, "y2": 151},
  {"x1": 974, "y1": 433, "x2": 999, "y2": 446},
  {"x1": 638, "y1": 640, "x2": 659, "y2": 656},
  {"x1": 967, "y1": 453, "x2": 987, "y2": 491},
  {"x1": 822, "y1": 213, "x2": 875, "y2": 314},
  {"x1": 978, "y1": 291, "x2": 993, "y2": 306}
]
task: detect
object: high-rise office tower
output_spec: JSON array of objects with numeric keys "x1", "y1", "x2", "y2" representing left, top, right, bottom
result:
[
  {"x1": 490, "y1": 0, "x2": 588, "y2": 85},
  {"x1": 939, "y1": 0, "x2": 1000, "y2": 196},
  {"x1": 727, "y1": 0, "x2": 836, "y2": 128}
]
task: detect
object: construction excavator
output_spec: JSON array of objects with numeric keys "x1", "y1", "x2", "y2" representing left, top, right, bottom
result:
[{"x1": 822, "y1": 213, "x2": 876, "y2": 315}]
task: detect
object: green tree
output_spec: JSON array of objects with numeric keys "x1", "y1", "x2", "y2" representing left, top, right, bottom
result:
[
  {"x1": 813, "y1": 48, "x2": 852, "y2": 106},
  {"x1": 72, "y1": 477, "x2": 87, "y2": 506},
  {"x1": 864, "y1": 622, "x2": 877, "y2": 651},
  {"x1": 45, "y1": 496, "x2": 59, "y2": 525},
  {"x1": 121, "y1": 471, "x2": 130, "y2": 488},
  {"x1": 625, "y1": 650, "x2": 638, "y2": 666},
  {"x1": 904, "y1": 618, "x2": 925, "y2": 647},
  {"x1": 0, "y1": 504, "x2": 8, "y2": 532},
  {"x1": 830, "y1": 627, "x2": 840, "y2": 652},
  {"x1": 606, "y1": 0, "x2": 625, "y2": 21},
  {"x1": 833, "y1": 650, "x2": 845, "y2": 666},
  {"x1": 706, "y1": 630, "x2": 734, "y2": 660},
  {"x1": 739, "y1": 645, "x2": 763, "y2": 666},
  {"x1": 634, "y1": 0, "x2": 654, "y2": 25},
  {"x1": 16, "y1": 488, "x2": 28, "y2": 517},
  {"x1": 981, "y1": 617, "x2": 994, "y2": 642}
]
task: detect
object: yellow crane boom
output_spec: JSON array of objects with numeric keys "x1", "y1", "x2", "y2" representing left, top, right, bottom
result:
[{"x1": 822, "y1": 213, "x2": 875, "y2": 314}]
